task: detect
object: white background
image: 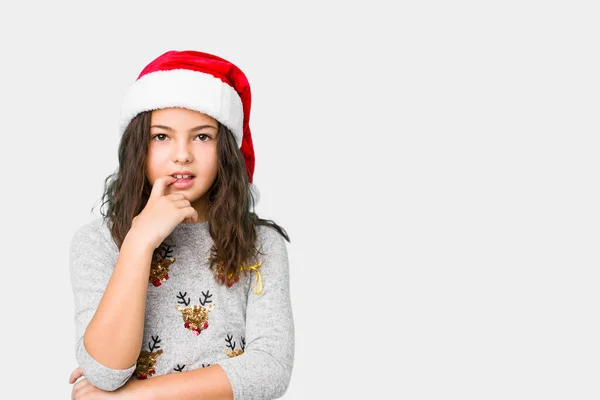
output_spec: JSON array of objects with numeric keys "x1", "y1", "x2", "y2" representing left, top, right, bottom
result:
[{"x1": 0, "y1": 1, "x2": 598, "y2": 399}]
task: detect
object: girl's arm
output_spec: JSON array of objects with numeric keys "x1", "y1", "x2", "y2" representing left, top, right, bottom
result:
[
  {"x1": 124, "y1": 364, "x2": 234, "y2": 400},
  {"x1": 215, "y1": 226, "x2": 295, "y2": 400},
  {"x1": 70, "y1": 221, "x2": 153, "y2": 391},
  {"x1": 71, "y1": 176, "x2": 188, "y2": 391},
  {"x1": 83, "y1": 231, "x2": 154, "y2": 367}
]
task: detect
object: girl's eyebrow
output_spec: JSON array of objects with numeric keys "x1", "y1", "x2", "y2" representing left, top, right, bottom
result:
[{"x1": 150, "y1": 124, "x2": 218, "y2": 132}]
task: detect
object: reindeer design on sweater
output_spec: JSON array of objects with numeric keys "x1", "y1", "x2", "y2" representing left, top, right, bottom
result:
[
  {"x1": 134, "y1": 335, "x2": 163, "y2": 379},
  {"x1": 149, "y1": 243, "x2": 175, "y2": 287},
  {"x1": 225, "y1": 334, "x2": 245, "y2": 358},
  {"x1": 176, "y1": 291, "x2": 215, "y2": 335}
]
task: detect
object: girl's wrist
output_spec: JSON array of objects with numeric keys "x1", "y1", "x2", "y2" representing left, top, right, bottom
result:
[
  {"x1": 118, "y1": 378, "x2": 155, "y2": 400},
  {"x1": 124, "y1": 229, "x2": 156, "y2": 254}
]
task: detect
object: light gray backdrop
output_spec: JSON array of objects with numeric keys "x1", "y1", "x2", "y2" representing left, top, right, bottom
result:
[{"x1": 0, "y1": 1, "x2": 598, "y2": 399}]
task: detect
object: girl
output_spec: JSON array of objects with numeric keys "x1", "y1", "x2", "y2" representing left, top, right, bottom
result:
[{"x1": 68, "y1": 50, "x2": 294, "y2": 400}]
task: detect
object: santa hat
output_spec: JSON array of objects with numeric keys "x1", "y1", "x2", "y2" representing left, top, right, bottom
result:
[{"x1": 119, "y1": 50, "x2": 257, "y2": 194}]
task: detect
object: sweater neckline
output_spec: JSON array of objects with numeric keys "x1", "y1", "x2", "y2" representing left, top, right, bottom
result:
[{"x1": 175, "y1": 220, "x2": 208, "y2": 228}]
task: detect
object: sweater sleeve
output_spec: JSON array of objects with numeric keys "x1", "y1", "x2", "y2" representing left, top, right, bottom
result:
[
  {"x1": 69, "y1": 219, "x2": 137, "y2": 391},
  {"x1": 216, "y1": 226, "x2": 295, "y2": 400}
]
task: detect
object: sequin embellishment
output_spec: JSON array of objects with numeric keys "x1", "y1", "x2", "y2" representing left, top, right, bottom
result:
[
  {"x1": 135, "y1": 335, "x2": 163, "y2": 379},
  {"x1": 176, "y1": 290, "x2": 215, "y2": 335},
  {"x1": 149, "y1": 244, "x2": 175, "y2": 287},
  {"x1": 212, "y1": 259, "x2": 240, "y2": 287},
  {"x1": 212, "y1": 258, "x2": 264, "y2": 295},
  {"x1": 225, "y1": 334, "x2": 245, "y2": 358}
]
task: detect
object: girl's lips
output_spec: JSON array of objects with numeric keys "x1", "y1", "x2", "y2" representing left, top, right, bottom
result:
[{"x1": 171, "y1": 177, "x2": 195, "y2": 189}]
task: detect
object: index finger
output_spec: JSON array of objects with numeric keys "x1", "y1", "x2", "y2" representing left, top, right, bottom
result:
[{"x1": 149, "y1": 176, "x2": 178, "y2": 200}]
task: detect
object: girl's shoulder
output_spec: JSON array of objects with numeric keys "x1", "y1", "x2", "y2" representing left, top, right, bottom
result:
[
  {"x1": 255, "y1": 223, "x2": 289, "y2": 256},
  {"x1": 70, "y1": 216, "x2": 119, "y2": 256}
]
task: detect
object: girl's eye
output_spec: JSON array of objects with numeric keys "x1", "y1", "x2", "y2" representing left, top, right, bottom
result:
[{"x1": 151, "y1": 133, "x2": 211, "y2": 141}]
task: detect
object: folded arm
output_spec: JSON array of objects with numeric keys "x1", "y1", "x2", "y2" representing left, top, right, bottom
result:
[{"x1": 70, "y1": 221, "x2": 154, "y2": 391}]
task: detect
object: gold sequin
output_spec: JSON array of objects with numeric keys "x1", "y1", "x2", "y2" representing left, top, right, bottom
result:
[
  {"x1": 176, "y1": 303, "x2": 215, "y2": 335},
  {"x1": 134, "y1": 349, "x2": 163, "y2": 379},
  {"x1": 225, "y1": 349, "x2": 244, "y2": 358},
  {"x1": 211, "y1": 258, "x2": 264, "y2": 295},
  {"x1": 149, "y1": 256, "x2": 175, "y2": 287}
]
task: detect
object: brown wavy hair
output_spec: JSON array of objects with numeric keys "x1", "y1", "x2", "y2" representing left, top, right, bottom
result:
[{"x1": 93, "y1": 110, "x2": 289, "y2": 285}]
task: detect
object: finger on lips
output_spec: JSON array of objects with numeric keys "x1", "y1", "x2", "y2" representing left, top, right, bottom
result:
[{"x1": 150, "y1": 175, "x2": 177, "y2": 199}]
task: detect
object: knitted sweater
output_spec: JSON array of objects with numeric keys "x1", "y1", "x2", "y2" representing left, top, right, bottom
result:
[{"x1": 69, "y1": 217, "x2": 294, "y2": 400}]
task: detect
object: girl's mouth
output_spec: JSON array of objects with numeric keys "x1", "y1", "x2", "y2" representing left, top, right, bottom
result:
[{"x1": 171, "y1": 177, "x2": 195, "y2": 189}]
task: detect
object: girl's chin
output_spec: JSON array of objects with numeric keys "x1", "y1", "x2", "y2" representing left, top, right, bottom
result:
[{"x1": 169, "y1": 188, "x2": 209, "y2": 202}]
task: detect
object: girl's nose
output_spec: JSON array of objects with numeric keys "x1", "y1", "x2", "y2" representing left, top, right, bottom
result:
[{"x1": 174, "y1": 142, "x2": 194, "y2": 163}]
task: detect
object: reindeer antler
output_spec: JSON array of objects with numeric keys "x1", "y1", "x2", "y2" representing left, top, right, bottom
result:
[
  {"x1": 174, "y1": 364, "x2": 185, "y2": 372},
  {"x1": 199, "y1": 290, "x2": 213, "y2": 306},
  {"x1": 177, "y1": 291, "x2": 191, "y2": 307},
  {"x1": 225, "y1": 334, "x2": 236, "y2": 351},
  {"x1": 149, "y1": 335, "x2": 161, "y2": 352},
  {"x1": 159, "y1": 243, "x2": 175, "y2": 259}
]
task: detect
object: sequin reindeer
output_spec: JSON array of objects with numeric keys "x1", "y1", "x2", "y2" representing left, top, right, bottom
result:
[
  {"x1": 176, "y1": 291, "x2": 215, "y2": 335},
  {"x1": 134, "y1": 335, "x2": 163, "y2": 379},
  {"x1": 225, "y1": 334, "x2": 245, "y2": 358},
  {"x1": 149, "y1": 244, "x2": 175, "y2": 287}
]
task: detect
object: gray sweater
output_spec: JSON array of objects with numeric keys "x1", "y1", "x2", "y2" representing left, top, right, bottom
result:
[{"x1": 69, "y1": 217, "x2": 294, "y2": 399}]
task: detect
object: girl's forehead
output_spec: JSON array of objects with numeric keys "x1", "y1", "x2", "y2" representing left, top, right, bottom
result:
[{"x1": 150, "y1": 108, "x2": 218, "y2": 126}]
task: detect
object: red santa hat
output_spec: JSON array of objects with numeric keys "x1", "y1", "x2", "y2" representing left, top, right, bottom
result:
[{"x1": 119, "y1": 50, "x2": 256, "y2": 188}]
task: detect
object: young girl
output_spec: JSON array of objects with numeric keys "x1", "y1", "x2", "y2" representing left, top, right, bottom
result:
[{"x1": 68, "y1": 50, "x2": 294, "y2": 400}]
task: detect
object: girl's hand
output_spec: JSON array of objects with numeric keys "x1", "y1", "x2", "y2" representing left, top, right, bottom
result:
[
  {"x1": 69, "y1": 367, "x2": 145, "y2": 399},
  {"x1": 129, "y1": 176, "x2": 199, "y2": 250},
  {"x1": 69, "y1": 367, "x2": 84, "y2": 384},
  {"x1": 69, "y1": 367, "x2": 116, "y2": 399}
]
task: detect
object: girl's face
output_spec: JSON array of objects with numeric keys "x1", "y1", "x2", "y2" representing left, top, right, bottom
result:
[{"x1": 146, "y1": 107, "x2": 219, "y2": 218}]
